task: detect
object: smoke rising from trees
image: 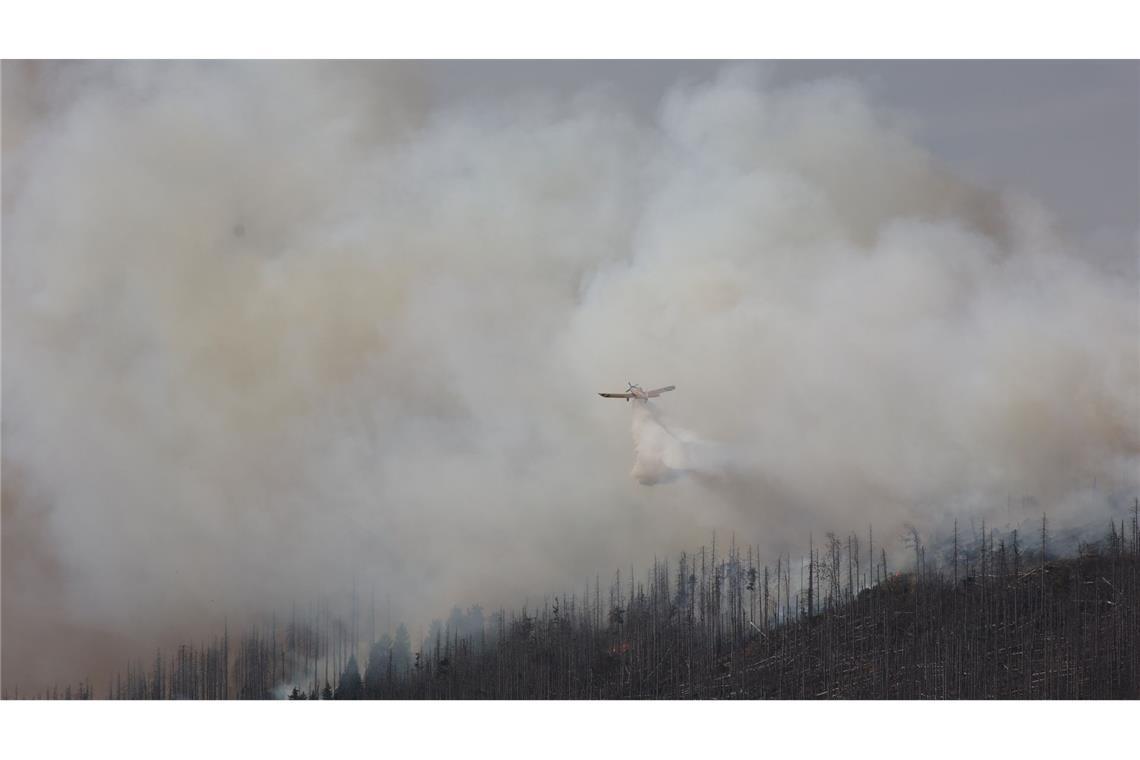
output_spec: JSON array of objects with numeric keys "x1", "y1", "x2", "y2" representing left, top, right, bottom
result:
[{"x1": 2, "y1": 61, "x2": 1136, "y2": 691}]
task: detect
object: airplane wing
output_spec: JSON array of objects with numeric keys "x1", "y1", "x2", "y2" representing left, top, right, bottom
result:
[
  {"x1": 599, "y1": 392, "x2": 634, "y2": 399},
  {"x1": 646, "y1": 385, "x2": 675, "y2": 397}
]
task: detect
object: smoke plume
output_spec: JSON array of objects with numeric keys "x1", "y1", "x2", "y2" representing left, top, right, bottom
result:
[{"x1": 2, "y1": 61, "x2": 1137, "y2": 691}]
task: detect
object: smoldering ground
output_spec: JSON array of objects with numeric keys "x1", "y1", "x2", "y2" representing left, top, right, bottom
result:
[{"x1": 2, "y1": 61, "x2": 1137, "y2": 691}]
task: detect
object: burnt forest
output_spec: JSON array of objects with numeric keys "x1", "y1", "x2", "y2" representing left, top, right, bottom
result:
[{"x1": 8, "y1": 506, "x2": 1139, "y2": 700}]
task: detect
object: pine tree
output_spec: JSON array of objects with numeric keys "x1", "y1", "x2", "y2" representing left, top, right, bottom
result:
[
  {"x1": 334, "y1": 655, "x2": 363, "y2": 700},
  {"x1": 392, "y1": 624, "x2": 412, "y2": 674},
  {"x1": 363, "y1": 639, "x2": 389, "y2": 697}
]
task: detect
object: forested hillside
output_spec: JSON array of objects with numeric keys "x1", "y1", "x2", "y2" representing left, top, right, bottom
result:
[{"x1": 7, "y1": 508, "x2": 1138, "y2": 700}]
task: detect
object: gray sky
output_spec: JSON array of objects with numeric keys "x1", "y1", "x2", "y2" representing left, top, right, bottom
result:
[{"x1": 423, "y1": 61, "x2": 1139, "y2": 271}]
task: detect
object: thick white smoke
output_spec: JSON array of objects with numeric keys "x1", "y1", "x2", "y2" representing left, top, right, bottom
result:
[{"x1": 2, "y1": 61, "x2": 1137, "y2": 690}]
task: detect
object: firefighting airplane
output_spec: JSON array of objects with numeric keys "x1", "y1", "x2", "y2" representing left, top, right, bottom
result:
[{"x1": 598, "y1": 383, "x2": 676, "y2": 402}]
